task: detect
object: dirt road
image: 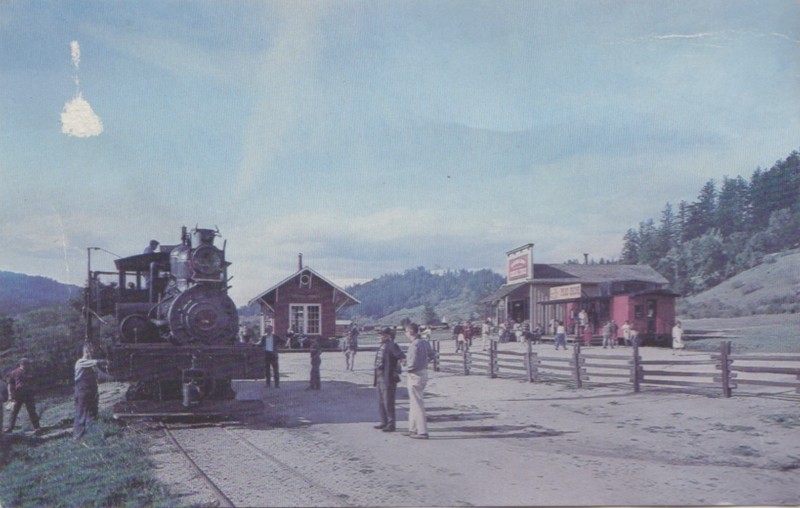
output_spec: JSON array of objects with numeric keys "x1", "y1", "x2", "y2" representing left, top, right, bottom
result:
[{"x1": 146, "y1": 344, "x2": 800, "y2": 506}]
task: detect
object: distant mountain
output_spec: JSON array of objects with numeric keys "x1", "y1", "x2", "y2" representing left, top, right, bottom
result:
[
  {"x1": 677, "y1": 249, "x2": 800, "y2": 318},
  {"x1": 342, "y1": 267, "x2": 504, "y2": 325},
  {"x1": 0, "y1": 271, "x2": 82, "y2": 316}
]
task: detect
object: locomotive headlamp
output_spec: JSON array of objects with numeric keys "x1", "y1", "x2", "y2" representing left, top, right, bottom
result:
[{"x1": 191, "y1": 246, "x2": 223, "y2": 276}]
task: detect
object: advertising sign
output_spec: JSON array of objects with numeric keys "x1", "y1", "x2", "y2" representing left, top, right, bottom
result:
[
  {"x1": 507, "y1": 244, "x2": 533, "y2": 282},
  {"x1": 549, "y1": 283, "x2": 582, "y2": 301}
]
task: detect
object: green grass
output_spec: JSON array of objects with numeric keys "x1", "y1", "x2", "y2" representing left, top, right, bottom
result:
[{"x1": 1, "y1": 393, "x2": 175, "y2": 508}]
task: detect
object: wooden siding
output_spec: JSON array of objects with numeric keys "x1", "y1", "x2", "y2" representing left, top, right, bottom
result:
[{"x1": 262, "y1": 272, "x2": 339, "y2": 338}]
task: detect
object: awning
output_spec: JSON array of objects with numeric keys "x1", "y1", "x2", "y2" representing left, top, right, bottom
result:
[
  {"x1": 539, "y1": 295, "x2": 610, "y2": 305},
  {"x1": 480, "y1": 282, "x2": 527, "y2": 303}
]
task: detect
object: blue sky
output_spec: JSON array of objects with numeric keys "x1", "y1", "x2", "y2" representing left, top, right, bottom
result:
[{"x1": 1, "y1": 0, "x2": 798, "y2": 305}]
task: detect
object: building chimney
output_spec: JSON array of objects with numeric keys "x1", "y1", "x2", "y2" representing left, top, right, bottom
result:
[
  {"x1": 298, "y1": 253, "x2": 303, "y2": 271},
  {"x1": 583, "y1": 253, "x2": 589, "y2": 265}
]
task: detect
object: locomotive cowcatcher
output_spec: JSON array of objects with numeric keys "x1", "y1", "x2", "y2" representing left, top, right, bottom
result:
[{"x1": 86, "y1": 226, "x2": 264, "y2": 417}]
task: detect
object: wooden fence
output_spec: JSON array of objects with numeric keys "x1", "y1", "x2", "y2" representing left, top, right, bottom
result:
[{"x1": 431, "y1": 339, "x2": 800, "y2": 398}]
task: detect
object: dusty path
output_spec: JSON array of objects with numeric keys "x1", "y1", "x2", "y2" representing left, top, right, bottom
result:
[{"x1": 145, "y1": 344, "x2": 800, "y2": 506}]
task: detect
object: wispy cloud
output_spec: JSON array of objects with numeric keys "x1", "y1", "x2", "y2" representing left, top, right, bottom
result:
[{"x1": 61, "y1": 41, "x2": 103, "y2": 138}]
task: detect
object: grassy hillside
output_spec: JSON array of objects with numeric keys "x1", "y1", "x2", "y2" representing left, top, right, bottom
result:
[
  {"x1": 0, "y1": 271, "x2": 81, "y2": 316},
  {"x1": 677, "y1": 249, "x2": 800, "y2": 318},
  {"x1": 343, "y1": 267, "x2": 503, "y2": 325}
]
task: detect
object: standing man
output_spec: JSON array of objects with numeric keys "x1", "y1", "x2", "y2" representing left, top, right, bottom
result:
[
  {"x1": 260, "y1": 325, "x2": 281, "y2": 387},
  {"x1": 672, "y1": 321, "x2": 685, "y2": 355},
  {"x1": 554, "y1": 321, "x2": 567, "y2": 350},
  {"x1": 5, "y1": 358, "x2": 41, "y2": 434},
  {"x1": 578, "y1": 308, "x2": 588, "y2": 335},
  {"x1": 73, "y1": 344, "x2": 110, "y2": 440},
  {"x1": 602, "y1": 321, "x2": 615, "y2": 349},
  {"x1": 343, "y1": 325, "x2": 359, "y2": 371},
  {"x1": 374, "y1": 327, "x2": 405, "y2": 432},
  {"x1": 404, "y1": 323, "x2": 431, "y2": 440},
  {"x1": 0, "y1": 372, "x2": 7, "y2": 437}
]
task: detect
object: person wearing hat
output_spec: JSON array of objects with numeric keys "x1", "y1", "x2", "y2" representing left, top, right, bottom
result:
[
  {"x1": 403, "y1": 323, "x2": 432, "y2": 439},
  {"x1": 374, "y1": 327, "x2": 405, "y2": 432},
  {"x1": 5, "y1": 357, "x2": 42, "y2": 434},
  {"x1": 73, "y1": 344, "x2": 110, "y2": 440}
]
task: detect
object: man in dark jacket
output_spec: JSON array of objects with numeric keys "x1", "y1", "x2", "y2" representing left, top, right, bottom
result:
[
  {"x1": 374, "y1": 327, "x2": 405, "y2": 432},
  {"x1": 5, "y1": 357, "x2": 41, "y2": 434}
]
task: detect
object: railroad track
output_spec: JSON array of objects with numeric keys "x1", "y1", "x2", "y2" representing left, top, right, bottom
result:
[{"x1": 161, "y1": 421, "x2": 355, "y2": 507}]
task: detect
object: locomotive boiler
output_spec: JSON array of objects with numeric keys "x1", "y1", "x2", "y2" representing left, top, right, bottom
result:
[{"x1": 88, "y1": 226, "x2": 264, "y2": 416}]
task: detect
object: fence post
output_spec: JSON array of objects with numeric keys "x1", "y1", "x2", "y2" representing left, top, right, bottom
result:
[
  {"x1": 720, "y1": 340, "x2": 732, "y2": 398},
  {"x1": 433, "y1": 339, "x2": 440, "y2": 372},
  {"x1": 573, "y1": 342, "x2": 583, "y2": 388},
  {"x1": 488, "y1": 340, "x2": 495, "y2": 378},
  {"x1": 525, "y1": 337, "x2": 533, "y2": 382},
  {"x1": 463, "y1": 346, "x2": 470, "y2": 376},
  {"x1": 632, "y1": 343, "x2": 641, "y2": 393},
  {"x1": 492, "y1": 340, "x2": 498, "y2": 378}
]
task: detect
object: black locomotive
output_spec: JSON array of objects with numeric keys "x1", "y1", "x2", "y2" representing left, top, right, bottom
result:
[{"x1": 87, "y1": 226, "x2": 264, "y2": 415}]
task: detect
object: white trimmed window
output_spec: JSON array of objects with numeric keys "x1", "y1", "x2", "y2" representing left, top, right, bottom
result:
[{"x1": 290, "y1": 304, "x2": 321, "y2": 335}]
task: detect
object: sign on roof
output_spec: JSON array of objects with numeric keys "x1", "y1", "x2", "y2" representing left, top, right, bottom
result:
[{"x1": 507, "y1": 244, "x2": 533, "y2": 283}]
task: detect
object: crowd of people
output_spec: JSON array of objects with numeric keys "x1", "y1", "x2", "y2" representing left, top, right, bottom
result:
[{"x1": 0, "y1": 315, "x2": 687, "y2": 446}]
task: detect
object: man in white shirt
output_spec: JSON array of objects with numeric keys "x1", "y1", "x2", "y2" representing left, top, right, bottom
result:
[
  {"x1": 404, "y1": 323, "x2": 431, "y2": 440},
  {"x1": 260, "y1": 326, "x2": 281, "y2": 387}
]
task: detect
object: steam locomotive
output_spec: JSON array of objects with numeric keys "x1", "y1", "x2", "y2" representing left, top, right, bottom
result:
[{"x1": 87, "y1": 226, "x2": 264, "y2": 416}]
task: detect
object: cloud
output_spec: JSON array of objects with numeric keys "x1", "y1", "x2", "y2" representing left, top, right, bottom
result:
[
  {"x1": 70, "y1": 40, "x2": 80, "y2": 68},
  {"x1": 61, "y1": 41, "x2": 103, "y2": 138},
  {"x1": 61, "y1": 94, "x2": 104, "y2": 137}
]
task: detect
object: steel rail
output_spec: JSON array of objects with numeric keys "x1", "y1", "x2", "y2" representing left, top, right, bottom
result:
[
  {"x1": 219, "y1": 426, "x2": 355, "y2": 508},
  {"x1": 161, "y1": 422, "x2": 236, "y2": 508}
]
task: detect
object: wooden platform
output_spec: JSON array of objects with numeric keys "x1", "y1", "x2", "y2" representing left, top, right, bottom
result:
[{"x1": 112, "y1": 399, "x2": 264, "y2": 419}]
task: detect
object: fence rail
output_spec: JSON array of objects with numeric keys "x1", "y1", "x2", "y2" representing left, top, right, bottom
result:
[{"x1": 430, "y1": 339, "x2": 800, "y2": 398}]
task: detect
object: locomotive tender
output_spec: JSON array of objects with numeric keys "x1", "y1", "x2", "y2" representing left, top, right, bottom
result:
[{"x1": 88, "y1": 226, "x2": 264, "y2": 415}]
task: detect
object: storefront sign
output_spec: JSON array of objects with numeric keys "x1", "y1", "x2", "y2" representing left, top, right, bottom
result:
[
  {"x1": 508, "y1": 254, "x2": 529, "y2": 281},
  {"x1": 549, "y1": 283, "x2": 582, "y2": 301}
]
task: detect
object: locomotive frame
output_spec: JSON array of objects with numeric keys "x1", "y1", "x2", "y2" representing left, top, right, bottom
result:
[{"x1": 86, "y1": 226, "x2": 265, "y2": 417}]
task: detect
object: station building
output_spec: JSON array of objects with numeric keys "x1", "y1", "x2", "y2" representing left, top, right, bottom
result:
[
  {"x1": 248, "y1": 255, "x2": 360, "y2": 339},
  {"x1": 483, "y1": 244, "x2": 678, "y2": 345}
]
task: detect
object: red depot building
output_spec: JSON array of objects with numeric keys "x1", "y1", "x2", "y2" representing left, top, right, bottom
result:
[{"x1": 248, "y1": 255, "x2": 360, "y2": 345}]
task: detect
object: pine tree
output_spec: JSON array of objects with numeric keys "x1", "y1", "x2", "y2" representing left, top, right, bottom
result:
[
  {"x1": 621, "y1": 228, "x2": 639, "y2": 264},
  {"x1": 683, "y1": 179, "x2": 717, "y2": 241},
  {"x1": 716, "y1": 176, "x2": 750, "y2": 237}
]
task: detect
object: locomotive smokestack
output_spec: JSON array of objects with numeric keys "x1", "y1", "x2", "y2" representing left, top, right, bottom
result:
[
  {"x1": 298, "y1": 253, "x2": 303, "y2": 271},
  {"x1": 583, "y1": 253, "x2": 589, "y2": 265}
]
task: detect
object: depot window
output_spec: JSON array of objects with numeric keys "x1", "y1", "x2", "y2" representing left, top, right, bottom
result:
[{"x1": 289, "y1": 304, "x2": 321, "y2": 335}]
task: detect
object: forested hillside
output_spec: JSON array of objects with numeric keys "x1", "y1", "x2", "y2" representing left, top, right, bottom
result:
[
  {"x1": 0, "y1": 271, "x2": 81, "y2": 316},
  {"x1": 342, "y1": 267, "x2": 504, "y2": 323},
  {"x1": 621, "y1": 149, "x2": 800, "y2": 295}
]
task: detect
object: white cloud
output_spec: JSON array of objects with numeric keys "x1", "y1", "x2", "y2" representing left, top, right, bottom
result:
[
  {"x1": 70, "y1": 40, "x2": 80, "y2": 68},
  {"x1": 61, "y1": 94, "x2": 103, "y2": 138}
]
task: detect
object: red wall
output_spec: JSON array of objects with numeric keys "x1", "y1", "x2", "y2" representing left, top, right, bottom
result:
[
  {"x1": 269, "y1": 273, "x2": 338, "y2": 338},
  {"x1": 611, "y1": 294, "x2": 676, "y2": 336}
]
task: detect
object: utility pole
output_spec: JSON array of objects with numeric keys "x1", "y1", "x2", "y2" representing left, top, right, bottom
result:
[{"x1": 85, "y1": 247, "x2": 93, "y2": 343}]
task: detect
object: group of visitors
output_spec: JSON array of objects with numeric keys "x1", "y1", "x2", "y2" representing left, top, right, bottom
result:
[
  {"x1": 373, "y1": 324, "x2": 432, "y2": 439},
  {"x1": 2, "y1": 344, "x2": 110, "y2": 441}
]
